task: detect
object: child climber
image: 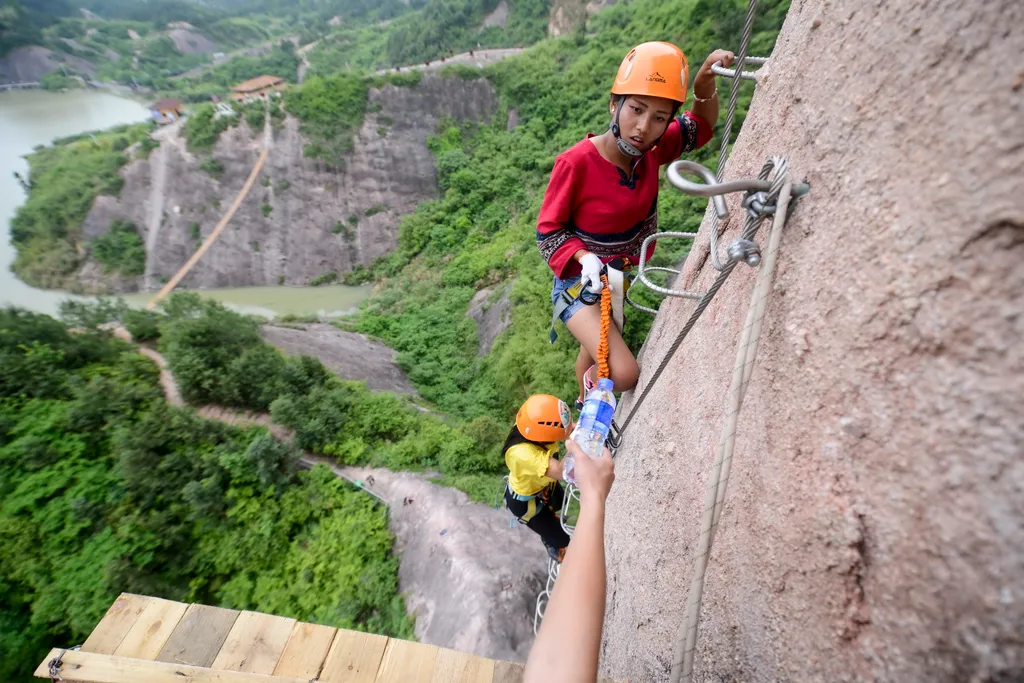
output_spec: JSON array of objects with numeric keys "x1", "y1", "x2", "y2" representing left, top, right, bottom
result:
[
  {"x1": 537, "y1": 42, "x2": 735, "y2": 407},
  {"x1": 503, "y1": 394, "x2": 574, "y2": 563}
]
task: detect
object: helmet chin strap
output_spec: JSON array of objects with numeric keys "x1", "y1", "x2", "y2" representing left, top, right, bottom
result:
[{"x1": 610, "y1": 96, "x2": 643, "y2": 158}]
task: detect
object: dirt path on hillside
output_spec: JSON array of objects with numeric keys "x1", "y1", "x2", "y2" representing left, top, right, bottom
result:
[
  {"x1": 114, "y1": 327, "x2": 545, "y2": 662},
  {"x1": 373, "y1": 47, "x2": 524, "y2": 76}
]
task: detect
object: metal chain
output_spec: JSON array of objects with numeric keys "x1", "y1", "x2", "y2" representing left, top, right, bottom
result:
[
  {"x1": 48, "y1": 650, "x2": 65, "y2": 682},
  {"x1": 48, "y1": 645, "x2": 80, "y2": 682}
]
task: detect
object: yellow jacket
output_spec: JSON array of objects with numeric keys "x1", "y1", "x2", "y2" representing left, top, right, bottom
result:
[{"x1": 505, "y1": 442, "x2": 558, "y2": 496}]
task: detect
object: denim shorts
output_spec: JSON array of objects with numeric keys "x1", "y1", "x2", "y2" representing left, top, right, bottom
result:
[{"x1": 551, "y1": 275, "x2": 585, "y2": 324}]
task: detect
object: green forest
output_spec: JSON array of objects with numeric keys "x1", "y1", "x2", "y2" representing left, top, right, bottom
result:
[
  {"x1": 3, "y1": 0, "x2": 790, "y2": 678},
  {"x1": 0, "y1": 305, "x2": 413, "y2": 683}
]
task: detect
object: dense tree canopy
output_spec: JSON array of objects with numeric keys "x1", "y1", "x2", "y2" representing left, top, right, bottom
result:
[{"x1": 0, "y1": 307, "x2": 413, "y2": 683}]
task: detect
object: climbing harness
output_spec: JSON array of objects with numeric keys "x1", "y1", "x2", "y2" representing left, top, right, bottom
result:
[{"x1": 549, "y1": 258, "x2": 632, "y2": 343}]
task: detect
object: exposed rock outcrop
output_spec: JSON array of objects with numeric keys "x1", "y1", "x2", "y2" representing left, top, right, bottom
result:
[
  {"x1": 80, "y1": 74, "x2": 498, "y2": 292},
  {"x1": 482, "y1": 0, "x2": 509, "y2": 28},
  {"x1": 167, "y1": 29, "x2": 217, "y2": 55},
  {"x1": 338, "y1": 465, "x2": 547, "y2": 663},
  {"x1": 548, "y1": 0, "x2": 617, "y2": 36},
  {"x1": 0, "y1": 46, "x2": 95, "y2": 84},
  {"x1": 261, "y1": 323, "x2": 417, "y2": 395},
  {"x1": 466, "y1": 282, "x2": 513, "y2": 357},
  {"x1": 600, "y1": 1, "x2": 1023, "y2": 681}
]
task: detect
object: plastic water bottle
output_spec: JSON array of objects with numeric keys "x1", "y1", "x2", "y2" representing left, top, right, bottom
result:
[{"x1": 563, "y1": 378, "x2": 616, "y2": 486}]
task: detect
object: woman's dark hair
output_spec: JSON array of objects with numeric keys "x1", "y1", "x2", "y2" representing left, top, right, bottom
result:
[
  {"x1": 610, "y1": 93, "x2": 682, "y2": 120},
  {"x1": 502, "y1": 424, "x2": 551, "y2": 455}
]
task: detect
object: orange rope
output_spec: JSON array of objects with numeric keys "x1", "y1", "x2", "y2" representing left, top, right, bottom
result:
[{"x1": 597, "y1": 274, "x2": 611, "y2": 381}]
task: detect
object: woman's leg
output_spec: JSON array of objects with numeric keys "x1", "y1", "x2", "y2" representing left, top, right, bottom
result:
[
  {"x1": 576, "y1": 345, "x2": 595, "y2": 402},
  {"x1": 565, "y1": 304, "x2": 639, "y2": 391}
]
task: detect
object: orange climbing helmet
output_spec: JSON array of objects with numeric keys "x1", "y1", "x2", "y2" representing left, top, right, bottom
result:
[
  {"x1": 611, "y1": 41, "x2": 690, "y2": 105},
  {"x1": 516, "y1": 394, "x2": 571, "y2": 443}
]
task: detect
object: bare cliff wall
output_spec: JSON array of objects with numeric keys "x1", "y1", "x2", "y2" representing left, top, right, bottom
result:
[
  {"x1": 80, "y1": 74, "x2": 498, "y2": 291},
  {"x1": 547, "y1": 0, "x2": 617, "y2": 36},
  {"x1": 601, "y1": 1, "x2": 1023, "y2": 682}
]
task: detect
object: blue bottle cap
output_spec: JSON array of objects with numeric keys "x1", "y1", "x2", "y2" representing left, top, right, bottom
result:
[{"x1": 598, "y1": 378, "x2": 614, "y2": 390}]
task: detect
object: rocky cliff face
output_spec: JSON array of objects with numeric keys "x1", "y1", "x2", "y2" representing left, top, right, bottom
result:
[
  {"x1": 0, "y1": 46, "x2": 95, "y2": 83},
  {"x1": 600, "y1": 0, "x2": 1023, "y2": 681},
  {"x1": 80, "y1": 74, "x2": 498, "y2": 291},
  {"x1": 547, "y1": 0, "x2": 617, "y2": 36}
]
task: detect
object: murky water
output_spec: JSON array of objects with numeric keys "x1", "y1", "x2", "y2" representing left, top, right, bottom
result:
[
  {"x1": 121, "y1": 284, "x2": 372, "y2": 319},
  {"x1": 1, "y1": 89, "x2": 370, "y2": 318}
]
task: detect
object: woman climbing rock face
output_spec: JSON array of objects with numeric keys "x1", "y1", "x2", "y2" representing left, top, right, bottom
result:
[
  {"x1": 537, "y1": 42, "x2": 734, "y2": 405},
  {"x1": 503, "y1": 394, "x2": 574, "y2": 563}
]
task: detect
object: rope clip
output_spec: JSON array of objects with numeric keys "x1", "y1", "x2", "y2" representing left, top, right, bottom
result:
[
  {"x1": 743, "y1": 182, "x2": 811, "y2": 219},
  {"x1": 727, "y1": 239, "x2": 761, "y2": 267}
]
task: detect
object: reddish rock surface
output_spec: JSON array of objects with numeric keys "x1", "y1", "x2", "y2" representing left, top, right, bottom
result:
[{"x1": 600, "y1": 0, "x2": 1023, "y2": 681}]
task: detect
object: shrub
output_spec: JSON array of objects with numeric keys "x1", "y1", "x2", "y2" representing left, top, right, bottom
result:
[
  {"x1": 261, "y1": 203, "x2": 273, "y2": 217},
  {"x1": 90, "y1": 220, "x2": 145, "y2": 276},
  {"x1": 122, "y1": 309, "x2": 165, "y2": 342},
  {"x1": 183, "y1": 103, "x2": 230, "y2": 152},
  {"x1": 284, "y1": 73, "x2": 368, "y2": 165},
  {"x1": 310, "y1": 271, "x2": 338, "y2": 286},
  {"x1": 200, "y1": 157, "x2": 224, "y2": 177}
]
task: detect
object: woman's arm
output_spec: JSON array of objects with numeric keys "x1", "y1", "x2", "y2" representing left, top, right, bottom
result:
[
  {"x1": 525, "y1": 440, "x2": 615, "y2": 683},
  {"x1": 691, "y1": 49, "x2": 735, "y2": 127}
]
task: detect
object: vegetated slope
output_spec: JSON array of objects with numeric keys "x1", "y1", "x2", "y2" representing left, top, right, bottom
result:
[
  {"x1": 9, "y1": 123, "x2": 159, "y2": 290},
  {"x1": 0, "y1": 0, "x2": 401, "y2": 87},
  {"x1": 354, "y1": 0, "x2": 790, "y2": 425},
  {"x1": 600, "y1": 0, "x2": 1024, "y2": 680},
  {"x1": 304, "y1": 0, "x2": 551, "y2": 76},
  {"x1": 0, "y1": 305, "x2": 412, "y2": 683}
]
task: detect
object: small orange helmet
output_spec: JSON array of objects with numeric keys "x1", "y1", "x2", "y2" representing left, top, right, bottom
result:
[
  {"x1": 516, "y1": 394, "x2": 571, "y2": 443},
  {"x1": 611, "y1": 41, "x2": 689, "y2": 105}
]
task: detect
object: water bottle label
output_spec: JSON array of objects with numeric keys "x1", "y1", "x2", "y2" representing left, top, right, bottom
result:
[{"x1": 580, "y1": 400, "x2": 614, "y2": 427}]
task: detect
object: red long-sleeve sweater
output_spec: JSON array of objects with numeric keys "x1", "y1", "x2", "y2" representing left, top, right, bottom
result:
[{"x1": 536, "y1": 112, "x2": 712, "y2": 279}]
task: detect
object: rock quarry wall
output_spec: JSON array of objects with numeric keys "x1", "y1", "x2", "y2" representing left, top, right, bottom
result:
[
  {"x1": 601, "y1": 0, "x2": 1023, "y2": 682},
  {"x1": 80, "y1": 74, "x2": 498, "y2": 291}
]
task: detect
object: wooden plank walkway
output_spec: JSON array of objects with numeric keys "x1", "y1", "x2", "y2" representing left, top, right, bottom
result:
[{"x1": 34, "y1": 593, "x2": 535, "y2": 683}]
